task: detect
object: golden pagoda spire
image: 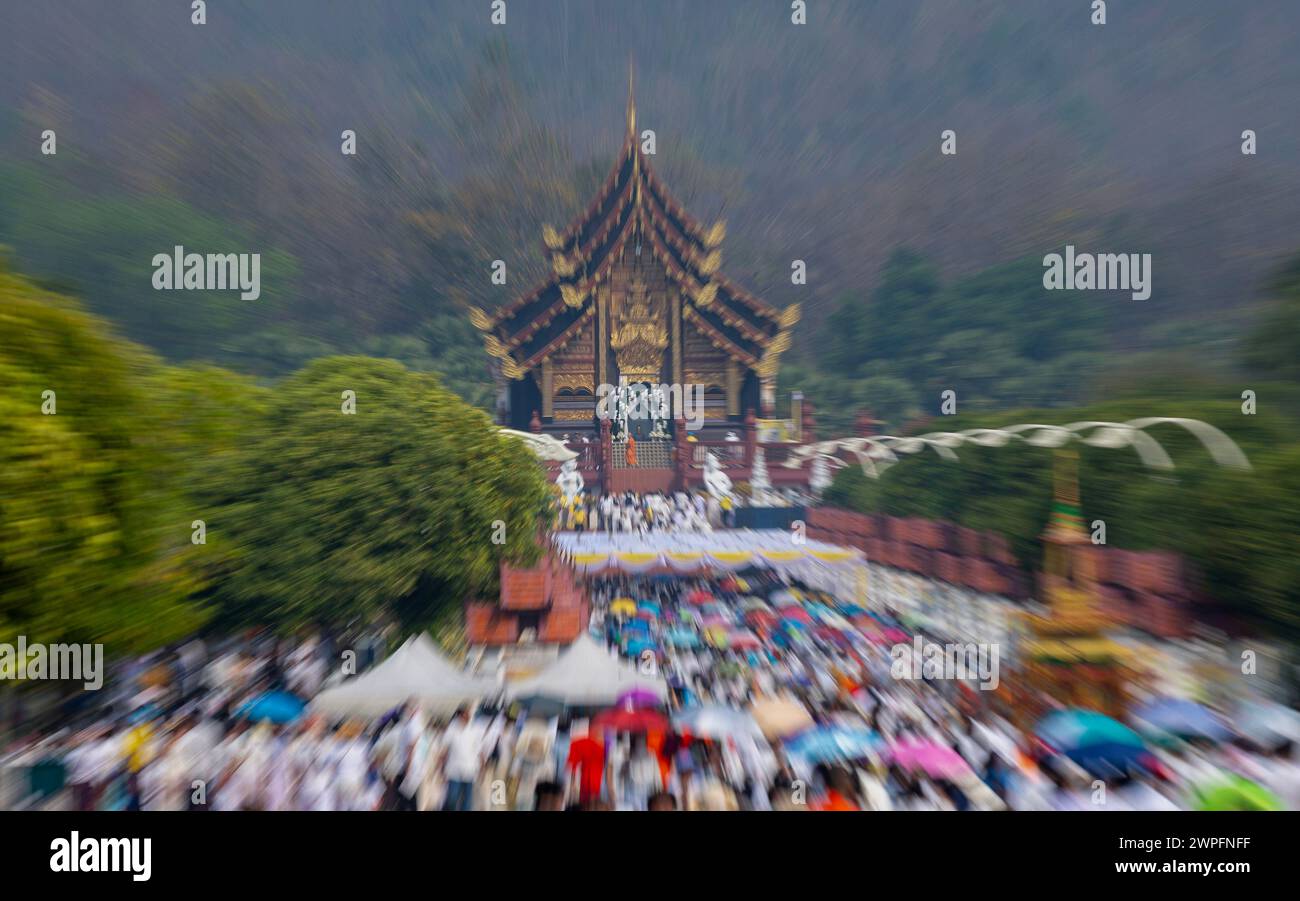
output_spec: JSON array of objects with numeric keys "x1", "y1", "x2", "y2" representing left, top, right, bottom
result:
[{"x1": 1054, "y1": 447, "x2": 1080, "y2": 508}]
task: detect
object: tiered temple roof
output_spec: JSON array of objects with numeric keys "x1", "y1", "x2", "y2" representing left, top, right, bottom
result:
[{"x1": 469, "y1": 82, "x2": 800, "y2": 380}]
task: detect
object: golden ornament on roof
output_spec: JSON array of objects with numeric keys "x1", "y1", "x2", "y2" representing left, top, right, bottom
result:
[
  {"x1": 552, "y1": 252, "x2": 577, "y2": 278},
  {"x1": 560, "y1": 283, "x2": 588, "y2": 308},
  {"x1": 692, "y1": 282, "x2": 717, "y2": 308}
]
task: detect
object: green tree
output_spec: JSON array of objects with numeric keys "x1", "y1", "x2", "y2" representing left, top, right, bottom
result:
[
  {"x1": 0, "y1": 260, "x2": 210, "y2": 652},
  {"x1": 206, "y1": 356, "x2": 548, "y2": 632}
]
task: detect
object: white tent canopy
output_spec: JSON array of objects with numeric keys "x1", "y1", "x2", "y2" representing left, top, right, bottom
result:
[
  {"x1": 505, "y1": 633, "x2": 668, "y2": 707},
  {"x1": 311, "y1": 634, "x2": 497, "y2": 719}
]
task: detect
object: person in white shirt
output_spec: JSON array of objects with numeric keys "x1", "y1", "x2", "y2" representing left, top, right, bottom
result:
[{"x1": 439, "y1": 708, "x2": 485, "y2": 811}]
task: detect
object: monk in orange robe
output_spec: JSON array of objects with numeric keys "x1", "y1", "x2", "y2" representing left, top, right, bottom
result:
[{"x1": 625, "y1": 434, "x2": 637, "y2": 467}]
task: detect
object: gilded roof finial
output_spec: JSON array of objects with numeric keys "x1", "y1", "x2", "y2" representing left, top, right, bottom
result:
[{"x1": 626, "y1": 57, "x2": 637, "y2": 137}]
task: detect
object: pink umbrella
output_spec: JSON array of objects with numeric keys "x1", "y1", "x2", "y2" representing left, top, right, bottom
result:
[
  {"x1": 889, "y1": 739, "x2": 971, "y2": 780},
  {"x1": 778, "y1": 606, "x2": 813, "y2": 624},
  {"x1": 882, "y1": 627, "x2": 910, "y2": 645}
]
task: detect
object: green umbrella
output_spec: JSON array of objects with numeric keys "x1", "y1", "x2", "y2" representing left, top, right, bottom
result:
[{"x1": 1190, "y1": 774, "x2": 1282, "y2": 811}]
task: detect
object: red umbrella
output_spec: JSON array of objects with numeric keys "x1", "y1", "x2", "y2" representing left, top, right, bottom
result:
[
  {"x1": 687, "y1": 589, "x2": 714, "y2": 606},
  {"x1": 778, "y1": 606, "x2": 813, "y2": 624},
  {"x1": 593, "y1": 707, "x2": 670, "y2": 734},
  {"x1": 813, "y1": 626, "x2": 850, "y2": 647},
  {"x1": 727, "y1": 631, "x2": 763, "y2": 651},
  {"x1": 746, "y1": 610, "x2": 779, "y2": 629}
]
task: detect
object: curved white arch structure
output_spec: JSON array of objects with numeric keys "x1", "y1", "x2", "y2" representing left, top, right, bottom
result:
[
  {"x1": 782, "y1": 418, "x2": 1250, "y2": 479},
  {"x1": 498, "y1": 428, "x2": 579, "y2": 462}
]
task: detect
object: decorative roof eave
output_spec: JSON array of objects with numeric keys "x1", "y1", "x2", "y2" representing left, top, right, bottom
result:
[
  {"x1": 755, "y1": 328, "x2": 793, "y2": 379},
  {"x1": 641, "y1": 184, "x2": 723, "y2": 281},
  {"x1": 682, "y1": 304, "x2": 760, "y2": 368},
  {"x1": 470, "y1": 278, "x2": 557, "y2": 334},
  {"x1": 519, "y1": 305, "x2": 596, "y2": 371},
  {"x1": 713, "y1": 273, "x2": 782, "y2": 324},
  {"x1": 637, "y1": 221, "x2": 772, "y2": 348},
  {"x1": 545, "y1": 135, "x2": 637, "y2": 253},
  {"x1": 551, "y1": 174, "x2": 637, "y2": 276},
  {"x1": 640, "y1": 153, "x2": 721, "y2": 248}
]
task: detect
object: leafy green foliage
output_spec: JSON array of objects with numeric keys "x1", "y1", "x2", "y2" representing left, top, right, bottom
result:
[
  {"x1": 202, "y1": 356, "x2": 548, "y2": 632},
  {"x1": 0, "y1": 260, "x2": 210, "y2": 651}
]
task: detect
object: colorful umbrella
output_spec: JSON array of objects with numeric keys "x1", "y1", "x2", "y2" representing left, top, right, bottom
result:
[
  {"x1": 1234, "y1": 700, "x2": 1300, "y2": 750},
  {"x1": 1191, "y1": 774, "x2": 1283, "y2": 811},
  {"x1": 623, "y1": 639, "x2": 657, "y2": 658},
  {"x1": 234, "y1": 690, "x2": 306, "y2": 725},
  {"x1": 673, "y1": 705, "x2": 763, "y2": 740},
  {"x1": 615, "y1": 687, "x2": 664, "y2": 710},
  {"x1": 726, "y1": 631, "x2": 762, "y2": 652},
  {"x1": 665, "y1": 628, "x2": 702, "y2": 648},
  {"x1": 1036, "y1": 708, "x2": 1145, "y2": 754},
  {"x1": 889, "y1": 738, "x2": 972, "y2": 779},
  {"x1": 593, "y1": 707, "x2": 669, "y2": 735},
  {"x1": 1131, "y1": 698, "x2": 1233, "y2": 743},
  {"x1": 703, "y1": 626, "x2": 729, "y2": 648},
  {"x1": 609, "y1": 598, "x2": 637, "y2": 617},
  {"x1": 750, "y1": 697, "x2": 814, "y2": 740},
  {"x1": 687, "y1": 589, "x2": 714, "y2": 605},
  {"x1": 785, "y1": 725, "x2": 883, "y2": 764}
]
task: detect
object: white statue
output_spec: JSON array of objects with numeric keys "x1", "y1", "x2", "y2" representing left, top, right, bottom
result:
[
  {"x1": 750, "y1": 447, "x2": 772, "y2": 506},
  {"x1": 809, "y1": 454, "x2": 833, "y2": 498},
  {"x1": 556, "y1": 458, "x2": 584, "y2": 504},
  {"x1": 702, "y1": 451, "x2": 733, "y2": 504}
]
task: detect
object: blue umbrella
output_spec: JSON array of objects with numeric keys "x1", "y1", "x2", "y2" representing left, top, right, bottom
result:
[
  {"x1": 784, "y1": 725, "x2": 883, "y2": 764},
  {"x1": 622, "y1": 618, "x2": 652, "y2": 633},
  {"x1": 234, "y1": 690, "x2": 306, "y2": 725},
  {"x1": 1065, "y1": 742, "x2": 1155, "y2": 779},
  {"x1": 673, "y1": 705, "x2": 763, "y2": 740},
  {"x1": 665, "y1": 628, "x2": 702, "y2": 648},
  {"x1": 1131, "y1": 698, "x2": 1233, "y2": 743},
  {"x1": 624, "y1": 637, "x2": 658, "y2": 658}
]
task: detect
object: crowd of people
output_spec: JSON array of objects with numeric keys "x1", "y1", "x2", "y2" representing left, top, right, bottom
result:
[
  {"x1": 556, "y1": 490, "x2": 732, "y2": 534},
  {"x1": 5, "y1": 565, "x2": 1299, "y2": 812}
]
